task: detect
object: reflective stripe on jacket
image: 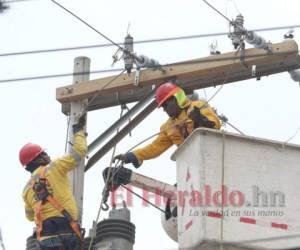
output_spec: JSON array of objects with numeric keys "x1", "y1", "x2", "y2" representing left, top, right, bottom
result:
[
  {"x1": 22, "y1": 131, "x2": 87, "y2": 223},
  {"x1": 133, "y1": 99, "x2": 221, "y2": 165}
]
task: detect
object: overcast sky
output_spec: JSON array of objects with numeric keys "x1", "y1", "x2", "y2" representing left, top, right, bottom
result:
[{"x1": 1, "y1": 0, "x2": 300, "y2": 249}]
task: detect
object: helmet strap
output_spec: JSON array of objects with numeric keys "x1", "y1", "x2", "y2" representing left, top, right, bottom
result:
[
  {"x1": 25, "y1": 162, "x2": 40, "y2": 173},
  {"x1": 25, "y1": 154, "x2": 49, "y2": 173}
]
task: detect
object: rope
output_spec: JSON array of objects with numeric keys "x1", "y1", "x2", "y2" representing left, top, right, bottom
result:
[
  {"x1": 121, "y1": 184, "x2": 166, "y2": 213},
  {"x1": 64, "y1": 114, "x2": 70, "y2": 153},
  {"x1": 224, "y1": 120, "x2": 245, "y2": 135},
  {"x1": 51, "y1": 64, "x2": 124, "y2": 250},
  {"x1": 284, "y1": 125, "x2": 300, "y2": 144},
  {"x1": 88, "y1": 107, "x2": 125, "y2": 250},
  {"x1": 203, "y1": 88, "x2": 208, "y2": 100},
  {"x1": 64, "y1": 69, "x2": 125, "y2": 159},
  {"x1": 87, "y1": 69, "x2": 126, "y2": 107}
]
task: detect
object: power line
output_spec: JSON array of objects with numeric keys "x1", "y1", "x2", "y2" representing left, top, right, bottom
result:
[
  {"x1": 202, "y1": 0, "x2": 232, "y2": 23},
  {"x1": 166, "y1": 49, "x2": 298, "y2": 66},
  {"x1": 50, "y1": 0, "x2": 123, "y2": 50},
  {"x1": 0, "y1": 68, "x2": 123, "y2": 83},
  {"x1": 1, "y1": 24, "x2": 300, "y2": 58},
  {"x1": 0, "y1": 50, "x2": 298, "y2": 84}
]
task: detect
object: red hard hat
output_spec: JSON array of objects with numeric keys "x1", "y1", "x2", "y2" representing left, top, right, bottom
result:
[
  {"x1": 155, "y1": 82, "x2": 181, "y2": 107},
  {"x1": 19, "y1": 143, "x2": 44, "y2": 166}
]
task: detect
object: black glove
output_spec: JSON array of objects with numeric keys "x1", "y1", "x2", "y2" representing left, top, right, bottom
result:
[
  {"x1": 72, "y1": 114, "x2": 86, "y2": 134},
  {"x1": 113, "y1": 152, "x2": 141, "y2": 168},
  {"x1": 113, "y1": 154, "x2": 129, "y2": 163},
  {"x1": 188, "y1": 106, "x2": 215, "y2": 129},
  {"x1": 102, "y1": 166, "x2": 132, "y2": 191}
]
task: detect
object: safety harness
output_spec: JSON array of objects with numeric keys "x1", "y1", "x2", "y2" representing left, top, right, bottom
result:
[{"x1": 31, "y1": 167, "x2": 83, "y2": 242}]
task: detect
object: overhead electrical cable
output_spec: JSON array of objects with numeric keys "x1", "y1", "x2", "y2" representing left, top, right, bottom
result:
[
  {"x1": 0, "y1": 68, "x2": 124, "y2": 83},
  {"x1": 202, "y1": 0, "x2": 232, "y2": 23},
  {"x1": 1, "y1": 24, "x2": 300, "y2": 57},
  {"x1": 0, "y1": 49, "x2": 298, "y2": 84},
  {"x1": 50, "y1": 0, "x2": 123, "y2": 50}
]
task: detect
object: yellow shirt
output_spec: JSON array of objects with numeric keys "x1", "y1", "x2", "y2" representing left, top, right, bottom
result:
[
  {"x1": 133, "y1": 99, "x2": 221, "y2": 164},
  {"x1": 22, "y1": 131, "x2": 87, "y2": 223}
]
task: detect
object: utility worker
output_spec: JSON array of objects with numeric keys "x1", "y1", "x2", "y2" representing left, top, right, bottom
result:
[
  {"x1": 20, "y1": 116, "x2": 87, "y2": 250},
  {"x1": 114, "y1": 82, "x2": 221, "y2": 168}
]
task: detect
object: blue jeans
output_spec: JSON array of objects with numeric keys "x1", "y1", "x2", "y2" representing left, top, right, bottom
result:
[{"x1": 37, "y1": 234, "x2": 81, "y2": 250}]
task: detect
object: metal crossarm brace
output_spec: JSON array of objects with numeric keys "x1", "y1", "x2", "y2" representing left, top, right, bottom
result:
[
  {"x1": 85, "y1": 100, "x2": 157, "y2": 171},
  {"x1": 88, "y1": 89, "x2": 155, "y2": 153}
]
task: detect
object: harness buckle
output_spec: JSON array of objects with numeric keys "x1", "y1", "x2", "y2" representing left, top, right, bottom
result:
[{"x1": 33, "y1": 178, "x2": 49, "y2": 202}]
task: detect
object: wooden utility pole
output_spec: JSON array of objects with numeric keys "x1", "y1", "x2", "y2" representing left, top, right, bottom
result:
[
  {"x1": 67, "y1": 56, "x2": 90, "y2": 224},
  {"x1": 57, "y1": 40, "x2": 299, "y2": 111}
]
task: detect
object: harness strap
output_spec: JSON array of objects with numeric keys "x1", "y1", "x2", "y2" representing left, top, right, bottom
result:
[
  {"x1": 33, "y1": 167, "x2": 82, "y2": 241},
  {"x1": 34, "y1": 201, "x2": 43, "y2": 239},
  {"x1": 46, "y1": 196, "x2": 82, "y2": 240}
]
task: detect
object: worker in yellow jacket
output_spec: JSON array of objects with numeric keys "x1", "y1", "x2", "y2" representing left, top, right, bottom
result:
[
  {"x1": 20, "y1": 116, "x2": 87, "y2": 250},
  {"x1": 114, "y1": 82, "x2": 221, "y2": 168}
]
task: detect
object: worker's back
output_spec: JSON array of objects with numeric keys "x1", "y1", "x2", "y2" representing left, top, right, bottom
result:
[
  {"x1": 23, "y1": 162, "x2": 78, "y2": 222},
  {"x1": 22, "y1": 130, "x2": 87, "y2": 222}
]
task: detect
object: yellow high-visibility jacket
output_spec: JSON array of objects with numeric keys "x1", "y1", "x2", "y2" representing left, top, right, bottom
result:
[
  {"x1": 22, "y1": 131, "x2": 87, "y2": 223},
  {"x1": 132, "y1": 99, "x2": 221, "y2": 166}
]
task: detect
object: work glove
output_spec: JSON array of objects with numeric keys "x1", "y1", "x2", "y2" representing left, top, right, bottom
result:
[
  {"x1": 114, "y1": 154, "x2": 128, "y2": 163},
  {"x1": 102, "y1": 166, "x2": 132, "y2": 191},
  {"x1": 188, "y1": 106, "x2": 215, "y2": 129},
  {"x1": 113, "y1": 152, "x2": 141, "y2": 168},
  {"x1": 72, "y1": 114, "x2": 86, "y2": 134}
]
